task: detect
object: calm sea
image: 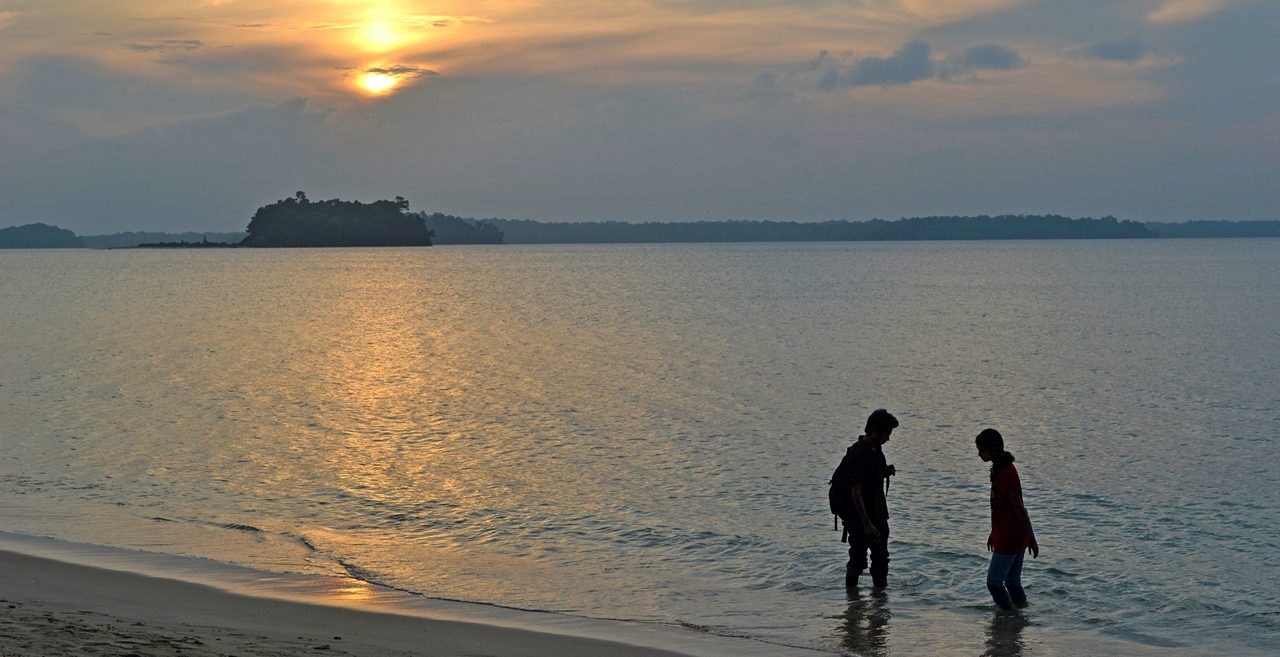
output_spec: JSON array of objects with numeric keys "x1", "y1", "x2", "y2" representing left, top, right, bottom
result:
[{"x1": 1, "y1": 240, "x2": 1277, "y2": 656}]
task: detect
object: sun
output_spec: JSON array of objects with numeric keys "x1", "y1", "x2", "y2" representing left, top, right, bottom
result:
[{"x1": 358, "y1": 72, "x2": 399, "y2": 95}]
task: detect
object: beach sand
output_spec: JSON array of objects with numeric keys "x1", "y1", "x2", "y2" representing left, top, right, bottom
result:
[
  {"x1": 0, "y1": 549, "x2": 695, "y2": 657},
  {"x1": 4, "y1": 540, "x2": 1241, "y2": 657}
]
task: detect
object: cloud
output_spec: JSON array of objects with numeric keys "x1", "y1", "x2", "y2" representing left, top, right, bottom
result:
[
  {"x1": 786, "y1": 41, "x2": 1026, "y2": 92},
  {"x1": 1147, "y1": 0, "x2": 1233, "y2": 24},
  {"x1": 940, "y1": 43, "x2": 1026, "y2": 77},
  {"x1": 847, "y1": 40, "x2": 935, "y2": 87},
  {"x1": 901, "y1": 0, "x2": 1028, "y2": 24},
  {"x1": 363, "y1": 64, "x2": 438, "y2": 80},
  {"x1": 3, "y1": 53, "x2": 261, "y2": 134},
  {"x1": 0, "y1": 10, "x2": 21, "y2": 30},
  {"x1": 12, "y1": 55, "x2": 124, "y2": 110},
  {"x1": 1, "y1": 98, "x2": 336, "y2": 232},
  {"x1": 2, "y1": 0, "x2": 1278, "y2": 229},
  {"x1": 106, "y1": 97, "x2": 327, "y2": 146},
  {"x1": 1083, "y1": 37, "x2": 1149, "y2": 63},
  {"x1": 748, "y1": 72, "x2": 789, "y2": 103},
  {"x1": 125, "y1": 40, "x2": 205, "y2": 53}
]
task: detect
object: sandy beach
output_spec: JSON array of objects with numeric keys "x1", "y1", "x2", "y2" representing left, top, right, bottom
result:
[
  {"x1": 4, "y1": 541, "x2": 1254, "y2": 657},
  {"x1": 0, "y1": 548, "x2": 698, "y2": 657}
]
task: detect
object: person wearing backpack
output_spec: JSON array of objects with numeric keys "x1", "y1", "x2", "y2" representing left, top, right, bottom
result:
[{"x1": 829, "y1": 409, "x2": 899, "y2": 589}]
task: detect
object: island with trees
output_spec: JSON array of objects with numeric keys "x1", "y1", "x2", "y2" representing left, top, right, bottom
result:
[
  {"x1": 0, "y1": 223, "x2": 85, "y2": 248},
  {"x1": 240, "y1": 192, "x2": 433, "y2": 247}
]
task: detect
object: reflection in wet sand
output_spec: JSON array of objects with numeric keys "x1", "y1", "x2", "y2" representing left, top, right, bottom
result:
[
  {"x1": 982, "y1": 611, "x2": 1028, "y2": 657},
  {"x1": 834, "y1": 589, "x2": 891, "y2": 657}
]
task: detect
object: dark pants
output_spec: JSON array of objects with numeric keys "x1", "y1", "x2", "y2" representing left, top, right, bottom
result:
[
  {"x1": 846, "y1": 522, "x2": 890, "y2": 586},
  {"x1": 987, "y1": 551, "x2": 1026, "y2": 609}
]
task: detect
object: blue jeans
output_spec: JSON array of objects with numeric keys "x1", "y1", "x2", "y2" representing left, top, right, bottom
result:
[{"x1": 987, "y1": 551, "x2": 1026, "y2": 609}]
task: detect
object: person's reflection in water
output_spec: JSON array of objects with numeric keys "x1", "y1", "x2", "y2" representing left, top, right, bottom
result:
[
  {"x1": 835, "y1": 589, "x2": 891, "y2": 657},
  {"x1": 982, "y1": 611, "x2": 1029, "y2": 657}
]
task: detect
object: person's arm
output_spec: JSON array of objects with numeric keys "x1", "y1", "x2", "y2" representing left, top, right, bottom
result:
[
  {"x1": 1010, "y1": 487, "x2": 1039, "y2": 558},
  {"x1": 850, "y1": 484, "x2": 883, "y2": 543}
]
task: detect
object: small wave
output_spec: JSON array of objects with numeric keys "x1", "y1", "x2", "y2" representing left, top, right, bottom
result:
[
  {"x1": 331, "y1": 558, "x2": 565, "y2": 614},
  {"x1": 214, "y1": 522, "x2": 264, "y2": 533},
  {"x1": 288, "y1": 533, "x2": 319, "y2": 552},
  {"x1": 338, "y1": 559, "x2": 381, "y2": 583}
]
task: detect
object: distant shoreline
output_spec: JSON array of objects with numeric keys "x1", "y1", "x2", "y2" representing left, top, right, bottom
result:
[{"x1": 4, "y1": 216, "x2": 1279, "y2": 249}]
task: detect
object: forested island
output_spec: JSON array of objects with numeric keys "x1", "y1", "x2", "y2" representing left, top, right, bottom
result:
[
  {"x1": 241, "y1": 193, "x2": 433, "y2": 247},
  {"x1": 0, "y1": 223, "x2": 85, "y2": 248}
]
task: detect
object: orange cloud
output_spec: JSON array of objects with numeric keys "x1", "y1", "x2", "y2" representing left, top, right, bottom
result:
[
  {"x1": 900, "y1": 0, "x2": 1026, "y2": 24},
  {"x1": 1147, "y1": 0, "x2": 1234, "y2": 24}
]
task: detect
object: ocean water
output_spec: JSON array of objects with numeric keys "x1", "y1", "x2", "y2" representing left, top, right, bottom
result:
[{"x1": 1, "y1": 240, "x2": 1277, "y2": 656}]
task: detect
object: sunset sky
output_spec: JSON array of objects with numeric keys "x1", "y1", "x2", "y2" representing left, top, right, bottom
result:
[{"x1": 1, "y1": 0, "x2": 1277, "y2": 232}]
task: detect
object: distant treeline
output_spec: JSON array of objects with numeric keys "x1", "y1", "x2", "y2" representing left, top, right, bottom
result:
[
  {"x1": 5, "y1": 215, "x2": 1280, "y2": 249},
  {"x1": 1145, "y1": 221, "x2": 1280, "y2": 238},
  {"x1": 136, "y1": 239, "x2": 242, "y2": 248},
  {"x1": 417, "y1": 213, "x2": 504, "y2": 244},
  {"x1": 84, "y1": 231, "x2": 248, "y2": 248},
  {"x1": 489, "y1": 215, "x2": 1159, "y2": 243}
]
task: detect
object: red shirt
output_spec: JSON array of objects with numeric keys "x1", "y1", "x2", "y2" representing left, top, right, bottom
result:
[{"x1": 990, "y1": 463, "x2": 1032, "y2": 554}]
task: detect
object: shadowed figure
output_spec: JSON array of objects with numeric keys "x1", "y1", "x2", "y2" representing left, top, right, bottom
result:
[
  {"x1": 833, "y1": 589, "x2": 891, "y2": 657},
  {"x1": 975, "y1": 428, "x2": 1039, "y2": 610},
  {"x1": 982, "y1": 611, "x2": 1029, "y2": 657},
  {"x1": 829, "y1": 409, "x2": 899, "y2": 589}
]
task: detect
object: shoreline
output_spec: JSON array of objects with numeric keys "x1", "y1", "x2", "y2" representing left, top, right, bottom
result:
[
  {"x1": 3, "y1": 533, "x2": 1260, "y2": 657},
  {"x1": 0, "y1": 532, "x2": 816, "y2": 657}
]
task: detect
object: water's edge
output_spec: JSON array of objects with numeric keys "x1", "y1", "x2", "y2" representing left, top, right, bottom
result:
[
  {"x1": 0, "y1": 530, "x2": 817, "y2": 657},
  {"x1": 7, "y1": 528, "x2": 1264, "y2": 657}
]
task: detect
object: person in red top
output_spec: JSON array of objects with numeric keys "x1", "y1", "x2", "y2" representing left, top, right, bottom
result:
[{"x1": 976, "y1": 428, "x2": 1039, "y2": 610}]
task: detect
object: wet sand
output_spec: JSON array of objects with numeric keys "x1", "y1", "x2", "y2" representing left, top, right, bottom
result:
[
  {"x1": 0, "y1": 549, "x2": 692, "y2": 657},
  {"x1": 2, "y1": 543, "x2": 1243, "y2": 657}
]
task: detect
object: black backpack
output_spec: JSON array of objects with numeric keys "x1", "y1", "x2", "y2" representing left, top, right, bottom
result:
[{"x1": 828, "y1": 446, "x2": 856, "y2": 524}]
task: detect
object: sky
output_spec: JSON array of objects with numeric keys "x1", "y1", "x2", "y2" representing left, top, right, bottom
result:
[{"x1": 1, "y1": 0, "x2": 1277, "y2": 233}]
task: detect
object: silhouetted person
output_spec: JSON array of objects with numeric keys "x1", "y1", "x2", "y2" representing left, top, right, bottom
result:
[
  {"x1": 976, "y1": 428, "x2": 1039, "y2": 610},
  {"x1": 830, "y1": 409, "x2": 898, "y2": 588}
]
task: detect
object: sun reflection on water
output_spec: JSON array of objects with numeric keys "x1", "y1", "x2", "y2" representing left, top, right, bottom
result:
[{"x1": 322, "y1": 578, "x2": 383, "y2": 604}]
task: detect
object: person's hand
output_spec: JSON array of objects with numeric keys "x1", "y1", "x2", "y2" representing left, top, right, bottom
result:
[
  {"x1": 885, "y1": 464, "x2": 896, "y2": 478},
  {"x1": 986, "y1": 533, "x2": 994, "y2": 552},
  {"x1": 864, "y1": 522, "x2": 883, "y2": 544},
  {"x1": 1028, "y1": 541, "x2": 1039, "y2": 559}
]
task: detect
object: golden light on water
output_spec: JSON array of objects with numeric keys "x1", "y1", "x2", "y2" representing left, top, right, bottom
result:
[{"x1": 358, "y1": 71, "x2": 400, "y2": 95}]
